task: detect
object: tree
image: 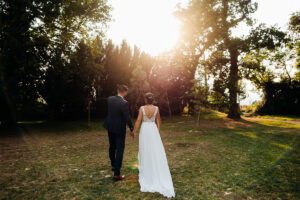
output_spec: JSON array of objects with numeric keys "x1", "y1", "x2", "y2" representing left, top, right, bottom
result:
[
  {"x1": 176, "y1": 0, "x2": 286, "y2": 119},
  {"x1": 148, "y1": 51, "x2": 190, "y2": 116},
  {"x1": 176, "y1": 0, "x2": 258, "y2": 118},
  {"x1": 1, "y1": 0, "x2": 48, "y2": 130},
  {"x1": 289, "y1": 12, "x2": 300, "y2": 69},
  {"x1": 241, "y1": 13, "x2": 300, "y2": 116},
  {"x1": 41, "y1": 38, "x2": 106, "y2": 119},
  {"x1": 128, "y1": 47, "x2": 152, "y2": 116},
  {"x1": 191, "y1": 79, "x2": 209, "y2": 127},
  {"x1": 0, "y1": 0, "x2": 111, "y2": 130},
  {"x1": 129, "y1": 64, "x2": 151, "y2": 116},
  {"x1": 289, "y1": 12, "x2": 300, "y2": 80},
  {"x1": 256, "y1": 80, "x2": 300, "y2": 115}
]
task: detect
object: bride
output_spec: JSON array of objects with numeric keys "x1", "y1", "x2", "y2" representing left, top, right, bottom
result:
[{"x1": 132, "y1": 92, "x2": 175, "y2": 198}]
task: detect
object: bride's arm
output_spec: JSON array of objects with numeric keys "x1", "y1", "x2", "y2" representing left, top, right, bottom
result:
[
  {"x1": 132, "y1": 107, "x2": 143, "y2": 137},
  {"x1": 156, "y1": 108, "x2": 161, "y2": 132}
]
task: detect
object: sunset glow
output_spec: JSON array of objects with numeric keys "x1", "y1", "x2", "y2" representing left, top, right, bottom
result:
[
  {"x1": 107, "y1": 0, "x2": 183, "y2": 56},
  {"x1": 108, "y1": 0, "x2": 300, "y2": 57}
]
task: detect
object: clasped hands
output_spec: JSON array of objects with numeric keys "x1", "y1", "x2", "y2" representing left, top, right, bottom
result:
[{"x1": 130, "y1": 130, "x2": 136, "y2": 139}]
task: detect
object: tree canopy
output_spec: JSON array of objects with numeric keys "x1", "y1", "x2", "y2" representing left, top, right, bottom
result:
[{"x1": 0, "y1": 0, "x2": 299, "y2": 132}]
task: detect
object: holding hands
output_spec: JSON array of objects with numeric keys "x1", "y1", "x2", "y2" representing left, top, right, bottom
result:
[{"x1": 130, "y1": 131, "x2": 136, "y2": 139}]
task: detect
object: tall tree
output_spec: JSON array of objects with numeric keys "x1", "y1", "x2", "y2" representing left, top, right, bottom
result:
[
  {"x1": 289, "y1": 12, "x2": 300, "y2": 64},
  {"x1": 176, "y1": 0, "x2": 258, "y2": 118},
  {"x1": 176, "y1": 0, "x2": 286, "y2": 118},
  {"x1": 241, "y1": 24, "x2": 288, "y2": 90},
  {"x1": 1, "y1": 0, "x2": 47, "y2": 130},
  {"x1": 289, "y1": 11, "x2": 300, "y2": 80},
  {"x1": 0, "y1": 0, "x2": 110, "y2": 130},
  {"x1": 128, "y1": 47, "x2": 152, "y2": 116},
  {"x1": 240, "y1": 14, "x2": 299, "y2": 116},
  {"x1": 149, "y1": 52, "x2": 190, "y2": 116},
  {"x1": 41, "y1": 38, "x2": 106, "y2": 119}
]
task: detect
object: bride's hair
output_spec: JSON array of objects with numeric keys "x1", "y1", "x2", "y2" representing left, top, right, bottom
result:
[{"x1": 144, "y1": 92, "x2": 154, "y2": 104}]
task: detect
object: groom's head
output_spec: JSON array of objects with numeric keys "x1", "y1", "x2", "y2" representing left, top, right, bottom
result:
[{"x1": 117, "y1": 84, "x2": 129, "y2": 97}]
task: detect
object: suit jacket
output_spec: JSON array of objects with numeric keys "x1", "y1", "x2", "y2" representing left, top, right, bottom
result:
[{"x1": 103, "y1": 95, "x2": 134, "y2": 134}]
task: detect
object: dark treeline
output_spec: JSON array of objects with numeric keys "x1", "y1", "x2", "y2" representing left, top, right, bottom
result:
[
  {"x1": 257, "y1": 80, "x2": 300, "y2": 115},
  {"x1": 41, "y1": 38, "x2": 193, "y2": 120},
  {"x1": 1, "y1": 0, "x2": 300, "y2": 131}
]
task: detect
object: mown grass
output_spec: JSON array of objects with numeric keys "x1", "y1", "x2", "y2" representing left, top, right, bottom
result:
[
  {"x1": 1, "y1": 110, "x2": 299, "y2": 200},
  {"x1": 254, "y1": 115, "x2": 300, "y2": 121}
]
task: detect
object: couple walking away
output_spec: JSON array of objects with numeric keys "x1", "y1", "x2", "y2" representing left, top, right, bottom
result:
[{"x1": 103, "y1": 84, "x2": 175, "y2": 198}]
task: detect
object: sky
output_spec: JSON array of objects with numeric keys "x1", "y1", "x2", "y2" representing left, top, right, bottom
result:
[
  {"x1": 106, "y1": 0, "x2": 300, "y2": 105},
  {"x1": 106, "y1": 0, "x2": 181, "y2": 55}
]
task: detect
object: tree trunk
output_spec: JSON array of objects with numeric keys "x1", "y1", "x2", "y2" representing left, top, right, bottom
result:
[
  {"x1": 87, "y1": 100, "x2": 91, "y2": 127},
  {"x1": 130, "y1": 89, "x2": 141, "y2": 117},
  {"x1": 197, "y1": 106, "x2": 201, "y2": 127},
  {"x1": 227, "y1": 48, "x2": 240, "y2": 119},
  {"x1": 0, "y1": 94, "x2": 18, "y2": 135},
  {"x1": 204, "y1": 64, "x2": 209, "y2": 103},
  {"x1": 165, "y1": 89, "x2": 172, "y2": 117}
]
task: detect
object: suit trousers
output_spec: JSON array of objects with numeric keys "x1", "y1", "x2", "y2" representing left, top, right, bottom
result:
[{"x1": 108, "y1": 131, "x2": 126, "y2": 176}]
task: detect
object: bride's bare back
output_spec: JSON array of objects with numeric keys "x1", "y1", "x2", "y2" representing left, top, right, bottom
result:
[
  {"x1": 143, "y1": 105, "x2": 156, "y2": 119},
  {"x1": 133, "y1": 105, "x2": 161, "y2": 134}
]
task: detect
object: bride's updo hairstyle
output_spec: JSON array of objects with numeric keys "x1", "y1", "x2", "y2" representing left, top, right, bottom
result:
[{"x1": 144, "y1": 92, "x2": 154, "y2": 104}]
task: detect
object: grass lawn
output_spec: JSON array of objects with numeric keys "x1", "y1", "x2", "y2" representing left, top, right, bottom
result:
[
  {"x1": 253, "y1": 115, "x2": 300, "y2": 121},
  {"x1": 1, "y1": 110, "x2": 299, "y2": 200}
]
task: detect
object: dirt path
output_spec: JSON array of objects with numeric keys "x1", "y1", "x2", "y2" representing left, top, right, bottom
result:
[{"x1": 247, "y1": 117, "x2": 300, "y2": 126}]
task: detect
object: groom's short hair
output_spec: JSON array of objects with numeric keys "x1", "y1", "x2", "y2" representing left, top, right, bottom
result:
[{"x1": 117, "y1": 84, "x2": 128, "y2": 93}]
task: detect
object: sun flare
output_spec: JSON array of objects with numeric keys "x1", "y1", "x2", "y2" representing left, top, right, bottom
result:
[{"x1": 107, "y1": 0, "x2": 182, "y2": 56}]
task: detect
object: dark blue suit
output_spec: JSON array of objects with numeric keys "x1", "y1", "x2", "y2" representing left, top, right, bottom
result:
[{"x1": 103, "y1": 95, "x2": 133, "y2": 176}]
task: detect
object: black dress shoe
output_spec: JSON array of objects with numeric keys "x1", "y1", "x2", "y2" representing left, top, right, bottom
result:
[{"x1": 113, "y1": 175, "x2": 125, "y2": 181}]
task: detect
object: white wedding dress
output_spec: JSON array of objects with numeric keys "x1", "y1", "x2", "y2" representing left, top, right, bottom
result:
[{"x1": 138, "y1": 106, "x2": 175, "y2": 198}]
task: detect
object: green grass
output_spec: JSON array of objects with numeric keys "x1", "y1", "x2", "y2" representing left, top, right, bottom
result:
[
  {"x1": 1, "y1": 112, "x2": 300, "y2": 200},
  {"x1": 255, "y1": 115, "x2": 300, "y2": 121}
]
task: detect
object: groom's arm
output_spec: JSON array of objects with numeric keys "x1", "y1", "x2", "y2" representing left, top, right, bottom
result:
[{"x1": 121, "y1": 102, "x2": 134, "y2": 132}]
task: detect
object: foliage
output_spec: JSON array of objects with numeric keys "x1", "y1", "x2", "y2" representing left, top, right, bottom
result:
[
  {"x1": 289, "y1": 11, "x2": 300, "y2": 69},
  {"x1": 41, "y1": 38, "x2": 106, "y2": 119},
  {"x1": 175, "y1": 0, "x2": 287, "y2": 119},
  {"x1": 128, "y1": 50, "x2": 151, "y2": 116},
  {"x1": 35, "y1": 35, "x2": 193, "y2": 119},
  {"x1": 1, "y1": 0, "x2": 299, "y2": 130},
  {"x1": 176, "y1": 0, "x2": 259, "y2": 119},
  {"x1": 240, "y1": 13, "x2": 300, "y2": 116},
  {"x1": 256, "y1": 80, "x2": 300, "y2": 115},
  {"x1": 0, "y1": 0, "x2": 111, "y2": 129},
  {"x1": 149, "y1": 52, "x2": 194, "y2": 116}
]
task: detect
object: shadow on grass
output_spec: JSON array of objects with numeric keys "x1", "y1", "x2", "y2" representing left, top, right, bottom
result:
[
  {"x1": 17, "y1": 120, "x2": 106, "y2": 136},
  {"x1": 201, "y1": 118, "x2": 300, "y2": 200},
  {"x1": 255, "y1": 114, "x2": 300, "y2": 121}
]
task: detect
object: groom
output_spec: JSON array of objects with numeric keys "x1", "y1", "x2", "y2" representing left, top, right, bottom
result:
[{"x1": 103, "y1": 84, "x2": 134, "y2": 181}]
